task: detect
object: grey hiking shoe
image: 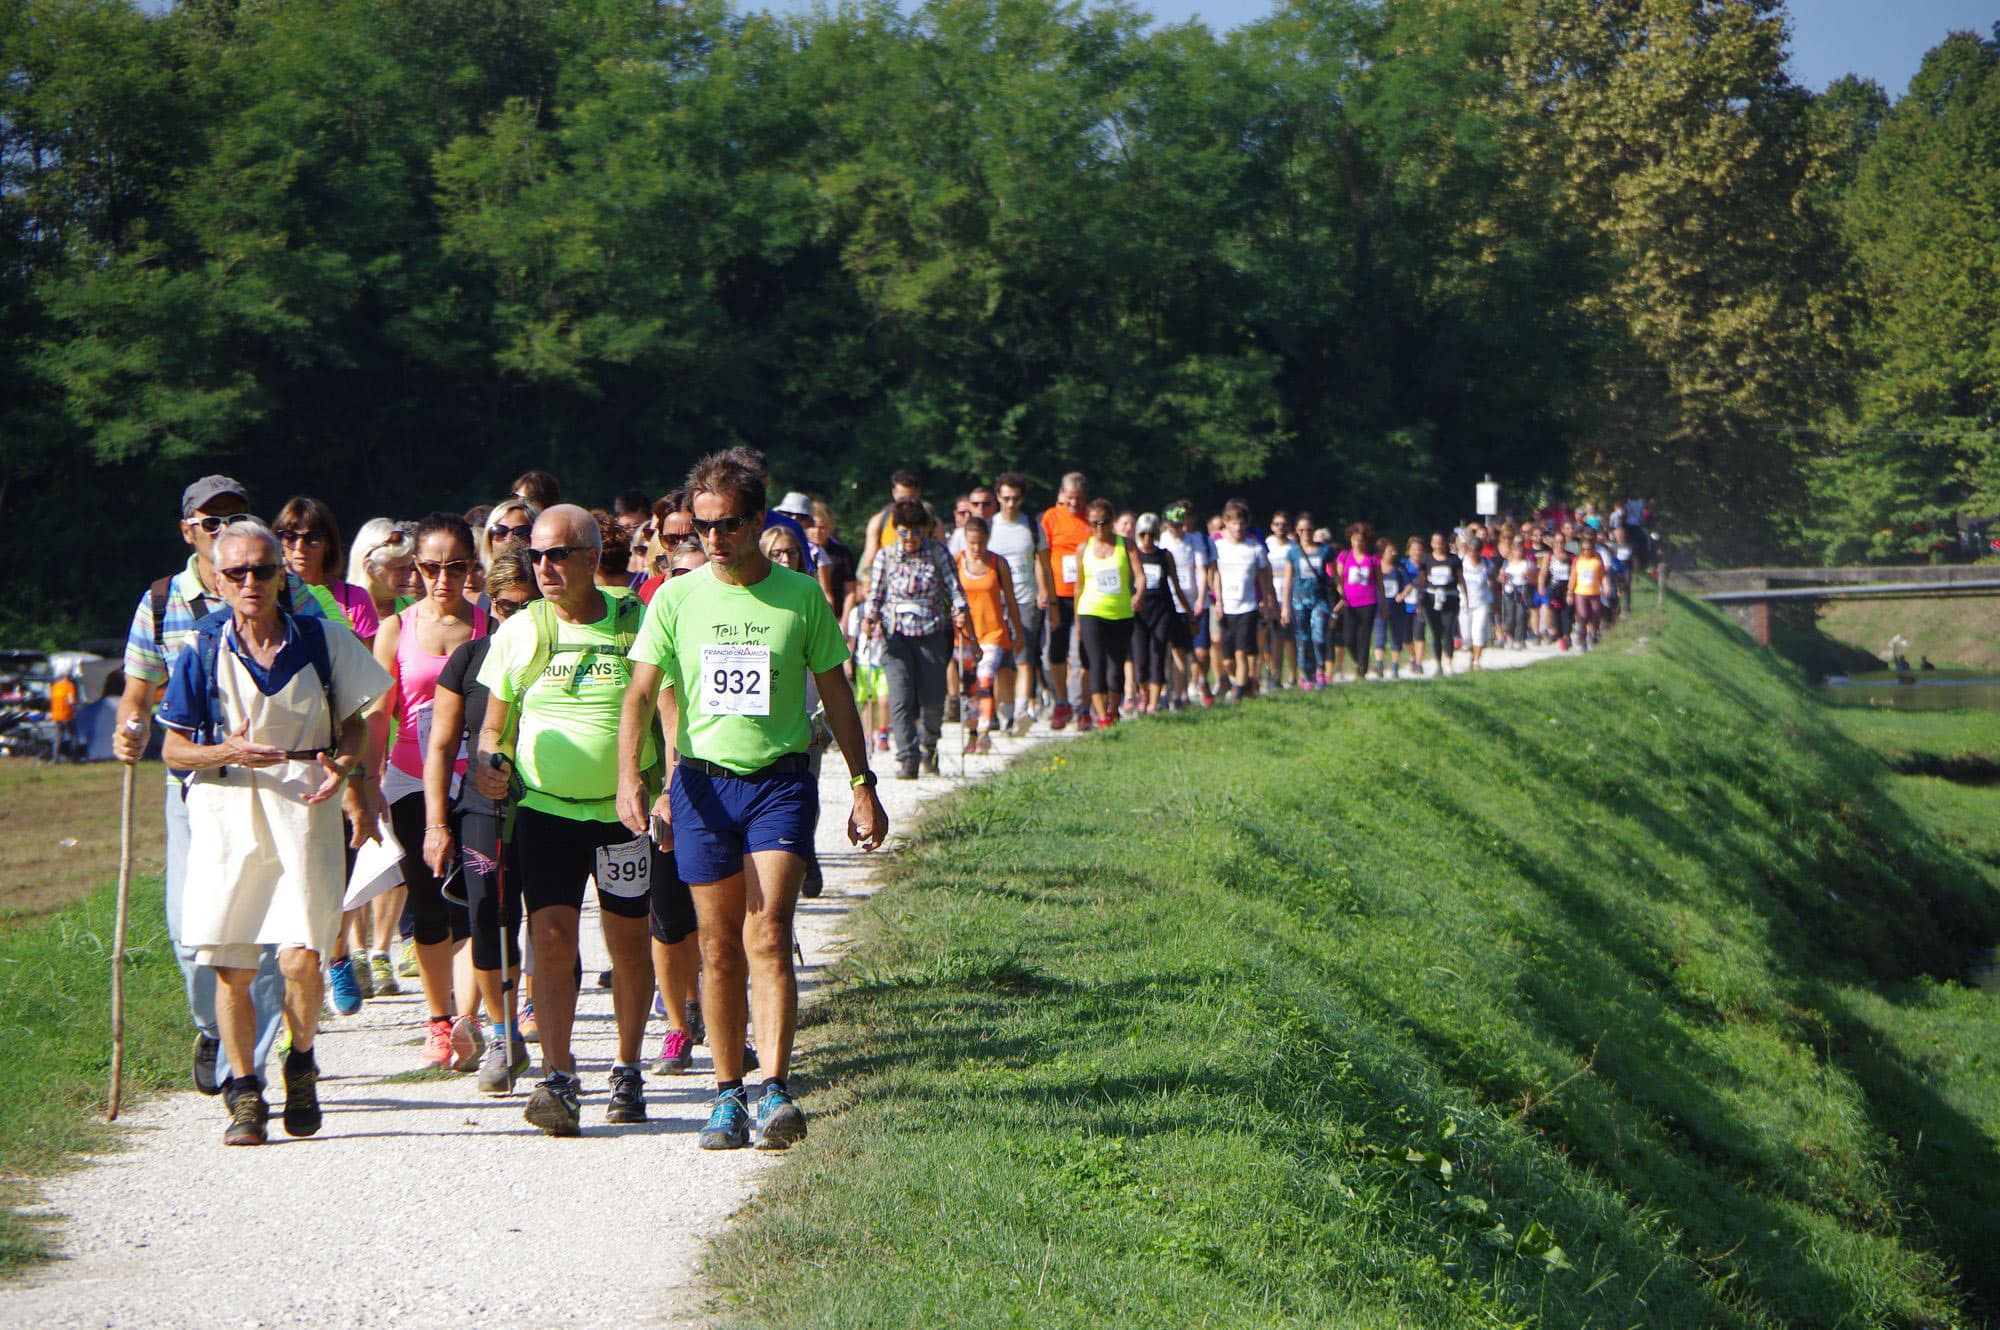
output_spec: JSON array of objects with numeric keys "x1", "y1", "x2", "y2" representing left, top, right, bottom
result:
[
  {"x1": 524, "y1": 1071, "x2": 582, "y2": 1137},
  {"x1": 605, "y1": 1065, "x2": 647, "y2": 1124},
  {"x1": 477, "y1": 1039, "x2": 517, "y2": 1096},
  {"x1": 683, "y1": 1000, "x2": 706, "y2": 1047},
  {"x1": 753, "y1": 1081, "x2": 807, "y2": 1150}
]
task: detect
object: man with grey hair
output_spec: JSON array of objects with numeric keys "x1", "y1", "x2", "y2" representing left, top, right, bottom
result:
[
  {"x1": 159, "y1": 520, "x2": 387, "y2": 1144},
  {"x1": 114, "y1": 476, "x2": 328, "y2": 1097},
  {"x1": 473, "y1": 503, "x2": 661, "y2": 1136}
]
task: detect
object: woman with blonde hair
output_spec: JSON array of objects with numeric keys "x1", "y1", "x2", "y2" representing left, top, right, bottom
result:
[{"x1": 477, "y1": 497, "x2": 541, "y2": 573}]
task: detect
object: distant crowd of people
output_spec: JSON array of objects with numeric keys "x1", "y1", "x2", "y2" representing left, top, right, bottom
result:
[{"x1": 112, "y1": 455, "x2": 1650, "y2": 1150}]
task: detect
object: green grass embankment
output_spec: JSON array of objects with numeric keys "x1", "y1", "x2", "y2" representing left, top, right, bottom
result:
[
  {"x1": 0, "y1": 874, "x2": 187, "y2": 1273},
  {"x1": 709, "y1": 599, "x2": 2000, "y2": 1328}
]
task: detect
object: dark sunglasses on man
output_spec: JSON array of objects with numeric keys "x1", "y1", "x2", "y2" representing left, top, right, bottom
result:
[
  {"x1": 527, "y1": 545, "x2": 582, "y2": 564},
  {"x1": 690, "y1": 514, "x2": 753, "y2": 537},
  {"x1": 189, "y1": 513, "x2": 256, "y2": 535},
  {"x1": 218, "y1": 562, "x2": 281, "y2": 586}
]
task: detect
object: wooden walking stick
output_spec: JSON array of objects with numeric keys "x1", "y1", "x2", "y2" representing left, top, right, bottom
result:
[{"x1": 107, "y1": 716, "x2": 145, "y2": 1122}]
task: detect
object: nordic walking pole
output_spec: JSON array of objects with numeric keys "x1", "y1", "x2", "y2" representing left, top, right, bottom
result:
[
  {"x1": 107, "y1": 717, "x2": 145, "y2": 1122},
  {"x1": 487, "y1": 752, "x2": 517, "y2": 1064}
]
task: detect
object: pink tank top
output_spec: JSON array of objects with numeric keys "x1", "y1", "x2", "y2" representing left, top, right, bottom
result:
[{"x1": 389, "y1": 601, "x2": 488, "y2": 779}]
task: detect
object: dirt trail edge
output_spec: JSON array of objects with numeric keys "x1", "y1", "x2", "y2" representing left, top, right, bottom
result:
[{"x1": 1, "y1": 646, "x2": 1564, "y2": 1329}]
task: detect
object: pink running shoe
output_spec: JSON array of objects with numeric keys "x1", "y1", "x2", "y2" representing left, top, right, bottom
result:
[
  {"x1": 422, "y1": 1015, "x2": 456, "y2": 1070},
  {"x1": 449, "y1": 1014, "x2": 486, "y2": 1072},
  {"x1": 1050, "y1": 703, "x2": 1072, "y2": 731},
  {"x1": 655, "y1": 1029, "x2": 693, "y2": 1075}
]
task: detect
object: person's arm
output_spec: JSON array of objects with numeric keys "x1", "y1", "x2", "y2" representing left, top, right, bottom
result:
[
  {"x1": 1257, "y1": 559, "x2": 1277, "y2": 617},
  {"x1": 162, "y1": 715, "x2": 289, "y2": 772},
  {"x1": 813, "y1": 664, "x2": 887, "y2": 852},
  {"x1": 617, "y1": 661, "x2": 664, "y2": 835},
  {"x1": 859, "y1": 509, "x2": 885, "y2": 576},
  {"x1": 1126, "y1": 540, "x2": 1146, "y2": 616},
  {"x1": 473, "y1": 696, "x2": 514, "y2": 801},
  {"x1": 367, "y1": 611, "x2": 401, "y2": 780},
  {"x1": 113, "y1": 674, "x2": 160, "y2": 764},
  {"x1": 995, "y1": 560, "x2": 1023, "y2": 649},
  {"x1": 1033, "y1": 539, "x2": 1051, "y2": 610},
  {"x1": 939, "y1": 544, "x2": 970, "y2": 621},
  {"x1": 864, "y1": 550, "x2": 889, "y2": 627},
  {"x1": 422, "y1": 686, "x2": 465, "y2": 876},
  {"x1": 817, "y1": 563, "x2": 837, "y2": 607}
]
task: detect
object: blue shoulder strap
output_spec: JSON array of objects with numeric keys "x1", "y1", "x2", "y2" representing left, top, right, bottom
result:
[{"x1": 293, "y1": 614, "x2": 339, "y2": 749}]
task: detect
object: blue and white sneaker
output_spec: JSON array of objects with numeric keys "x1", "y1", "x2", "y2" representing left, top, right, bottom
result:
[
  {"x1": 327, "y1": 958, "x2": 362, "y2": 1015},
  {"x1": 753, "y1": 1081, "x2": 807, "y2": 1150},
  {"x1": 697, "y1": 1087, "x2": 751, "y2": 1150}
]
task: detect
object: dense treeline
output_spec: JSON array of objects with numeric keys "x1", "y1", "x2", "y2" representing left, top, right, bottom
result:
[{"x1": 3, "y1": 0, "x2": 1996, "y2": 642}]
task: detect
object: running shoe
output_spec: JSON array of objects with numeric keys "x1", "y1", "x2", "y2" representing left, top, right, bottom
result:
[
  {"x1": 974, "y1": 733, "x2": 993, "y2": 755},
  {"x1": 753, "y1": 1082, "x2": 808, "y2": 1150},
  {"x1": 1096, "y1": 714, "x2": 1115, "y2": 731},
  {"x1": 520, "y1": 1001, "x2": 539, "y2": 1043},
  {"x1": 281, "y1": 1052, "x2": 321, "y2": 1138},
  {"x1": 193, "y1": 1034, "x2": 222, "y2": 1096},
  {"x1": 596, "y1": 968, "x2": 613, "y2": 989},
  {"x1": 697, "y1": 1086, "x2": 751, "y2": 1150},
  {"x1": 655, "y1": 1029, "x2": 694, "y2": 1075},
  {"x1": 745, "y1": 1044, "x2": 760, "y2": 1072},
  {"x1": 369, "y1": 952, "x2": 400, "y2": 996},
  {"x1": 943, "y1": 695, "x2": 961, "y2": 724},
  {"x1": 352, "y1": 952, "x2": 375, "y2": 999},
  {"x1": 328, "y1": 957, "x2": 362, "y2": 1016},
  {"x1": 223, "y1": 1080, "x2": 269, "y2": 1147},
  {"x1": 449, "y1": 1015, "x2": 486, "y2": 1072},
  {"x1": 395, "y1": 939, "x2": 419, "y2": 978},
  {"x1": 684, "y1": 1000, "x2": 706, "y2": 1047},
  {"x1": 476, "y1": 1039, "x2": 518, "y2": 1095},
  {"x1": 922, "y1": 750, "x2": 941, "y2": 776},
  {"x1": 897, "y1": 761, "x2": 919, "y2": 780},
  {"x1": 524, "y1": 1070, "x2": 582, "y2": 1137},
  {"x1": 606, "y1": 1065, "x2": 647, "y2": 1124},
  {"x1": 1049, "y1": 703, "x2": 1072, "y2": 731},
  {"x1": 801, "y1": 854, "x2": 824, "y2": 898},
  {"x1": 422, "y1": 1015, "x2": 455, "y2": 1069},
  {"x1": 963, "y1": 729, "x2": 979, "y2": 754},
  {"x1": 874, "y1": 728, "x2": 890, "y2": 752},
  {"x1": 1200, "y1": 689, "x2": 1214, "y2": 708},
  {"x1": 1010, "y1": 712, "x2": 1034, "y2": 737}
]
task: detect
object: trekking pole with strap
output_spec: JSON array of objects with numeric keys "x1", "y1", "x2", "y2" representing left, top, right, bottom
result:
[
  {"x1": 488, "y1": 752, "x2": 518, "y2": 1045},
  {"x1": 106, "y1": 716, "x2": 146, "y2": 1121}
]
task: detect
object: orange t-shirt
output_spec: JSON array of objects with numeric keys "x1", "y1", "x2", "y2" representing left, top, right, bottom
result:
[
  {"x1": 1573, "y1": 553, "x2": 1605, "y2": 598},
  {"x1": 1041, "y1": 506, "x2": 1094, "y2": 599},
  {"x1": 49, "y1": 677, "x2": 77, "y2": 724},
  {"x1": 958, "y1": 553, "x2": 1009, "y2": 647}
]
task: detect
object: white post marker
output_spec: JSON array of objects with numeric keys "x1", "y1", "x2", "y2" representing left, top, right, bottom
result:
[{"x1": 1476, "y1": 476, "x2": 1500, "y2": 520}]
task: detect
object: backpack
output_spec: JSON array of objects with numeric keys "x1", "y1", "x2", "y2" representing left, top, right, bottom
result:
[{"x1": 187, "y1": 607, "x2": 337, "y2": 779}]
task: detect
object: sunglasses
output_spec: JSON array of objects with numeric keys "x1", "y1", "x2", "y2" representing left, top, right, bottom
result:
[
  {"x1": 1088, "y1": 517, "x2": 1108, "y2": 527},
  {"x1": 218, "y1": 562, "x2": 281, "y2": 585},
  {"x1": 689, "y1": 513, "x2": 754, "y2": 537},
  {"x1": 527, "y1": 546, "x2": 582, "y2": 565},
  {"x1": 189, "y1": 513, "x2": 254, "y2": 534},
  {"x1": 488, "y1": 523, "x2": 533, "y2": 542},
  {"x1": 491, "y1": 595, "x2": 532, "y2": 617},
  {"x1": 895, "y1": 526, "x2": 924, "y2": 540},
  {"x1": 276, "y1": 528, "x2": 326, "y2": 548},
  {"x1": 418, "y1": 559, "x2": 472, "y2": 579}
]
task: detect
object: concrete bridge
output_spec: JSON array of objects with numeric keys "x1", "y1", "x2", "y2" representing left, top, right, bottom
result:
[{"x1": 1684, "y1": 566, "x2": 2000, "y2": 646}]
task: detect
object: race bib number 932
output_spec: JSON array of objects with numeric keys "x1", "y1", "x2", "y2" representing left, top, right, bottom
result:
[{"x1": 700, "y1": 644, "x2": 772, "y2": 716}]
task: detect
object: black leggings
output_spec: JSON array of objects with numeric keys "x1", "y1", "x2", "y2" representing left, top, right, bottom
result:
[
  {"x1": 455, "y1": 809, "x2": 523, "y2": 972},
  {"x1": 1131, "y1": 614, "x2": 1173, "y2": 686},
  {"x1": 390, "y1": 792, "x2": 470, "y2": 946},
  {"x1": 1503, "y1": 589, "x2": 1531, "y2": 642},
  {"x1": 1549, "y1": 589, "x2": 1574, "y2": 641},
  {"x1": 1342, "y1": 602, "x2": 1376, "y2": 666},
  {"x1": 1078, "y1": 615, "x2": 1134, "y2": 697},
  {"x1": 1424, "y1": 603, "x2": 1459, "y2": 661}
]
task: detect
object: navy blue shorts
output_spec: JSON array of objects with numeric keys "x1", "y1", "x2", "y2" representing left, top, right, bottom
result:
[
  {"x1": 1191, "y1": 608, "x2": 1211, "y2": 650},
  {"x1": 669, "y1": 765, "x2": 818, "y2": 886}
]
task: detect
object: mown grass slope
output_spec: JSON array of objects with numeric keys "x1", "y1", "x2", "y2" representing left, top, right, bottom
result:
[{"x1": 710, "y1": 599, "x2": 2000, "y2": 1328}]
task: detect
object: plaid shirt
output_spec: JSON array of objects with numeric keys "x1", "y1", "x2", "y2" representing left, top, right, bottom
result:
[
  {"x1": 866, "y1": 540, "x2": 967, "y2": 638},
  {"x1": 123, "y1": 555, "x2": 325, "y2": 689}
]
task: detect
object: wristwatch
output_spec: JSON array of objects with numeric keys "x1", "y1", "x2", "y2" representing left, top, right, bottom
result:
[{"x1": 850, "y1": 770, "x2": 878, "y2": 790}]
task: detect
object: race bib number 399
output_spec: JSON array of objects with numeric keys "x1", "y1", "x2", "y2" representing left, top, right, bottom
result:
[
  {"x1": 594, "y1": 836, "x2": 652, "y2": 900},
  {"x1": 700, "y1": 644, "x2": 771, "y2": 716}
]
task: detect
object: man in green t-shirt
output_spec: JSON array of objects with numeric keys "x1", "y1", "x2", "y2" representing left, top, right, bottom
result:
[
  {"x1": 472, "y1": 503, "x2": 662, "y2": 1137},
  {"x1": 618, "y1": 447, "x2": 886, "y2": 1151}
]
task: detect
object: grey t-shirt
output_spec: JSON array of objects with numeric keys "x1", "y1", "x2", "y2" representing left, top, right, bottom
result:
[{"x1": 985, "y1": 513, "x2": 1045, "y2": 603}]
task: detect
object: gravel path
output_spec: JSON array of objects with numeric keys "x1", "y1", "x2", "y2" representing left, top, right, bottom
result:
[{"x1": 0, "y1": 642, "x2": 1569, "y2": 1328}]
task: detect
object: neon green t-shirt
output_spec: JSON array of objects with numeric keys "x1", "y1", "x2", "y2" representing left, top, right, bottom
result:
[
  {"x1": 476, "y1": 588, "x2": 656, "y2": 821},
  {"x1": 628, "y1": 562, "x2": 849, "y2": 776}
]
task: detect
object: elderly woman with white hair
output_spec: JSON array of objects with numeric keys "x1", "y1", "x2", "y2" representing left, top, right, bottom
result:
[
  {"x1": 160, "y1": 519, "x2": 390, "y2": 1146},
  {"x1": 348, "y1": 518, "x2": 421, "y2": 625}
]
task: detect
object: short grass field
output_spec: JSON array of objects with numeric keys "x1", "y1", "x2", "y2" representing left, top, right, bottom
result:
[
  {"x1": 707, "y1": 599, "x2": 2000, "y2": 1328},
  {"x1": 0, "y1": 760, "x2": 167, "y2": 922}
]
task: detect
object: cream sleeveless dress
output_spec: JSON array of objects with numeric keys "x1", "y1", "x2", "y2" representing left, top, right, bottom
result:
[{"x1": 181, "y1": 620, "x2": 388, "y2": 969}]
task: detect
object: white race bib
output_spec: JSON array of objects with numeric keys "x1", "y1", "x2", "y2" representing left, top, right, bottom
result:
[
  {"x1": 1091, "y1": 564, "x2": 1122, "y2": 595},
  {"x1": 1428, "y1": 564, "x2": 1453, "y2": 587},
  {"x1": 1381, "y1": 574, "x2": 1399, "y2": 597},
  {"x1": 593, "y1": 836, "x2": 652, "y2": 900},
  {"x1": 1061, "y1": 554, "x2": 1079, "y2": 586},
  {"x1": 1346, "y1": 561, "x2": 1368, "y2": 585},
  {"x1": 699, "y1": 644, "x2": 771, "y2": 716},
  {"x1": 1143, "y1": 563, "x2": 1163, "y2": 590}
]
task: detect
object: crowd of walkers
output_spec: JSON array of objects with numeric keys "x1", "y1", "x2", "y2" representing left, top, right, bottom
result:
[{"x1": 113, "y1": 457, "x2": 1650, "y2": 1150}]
